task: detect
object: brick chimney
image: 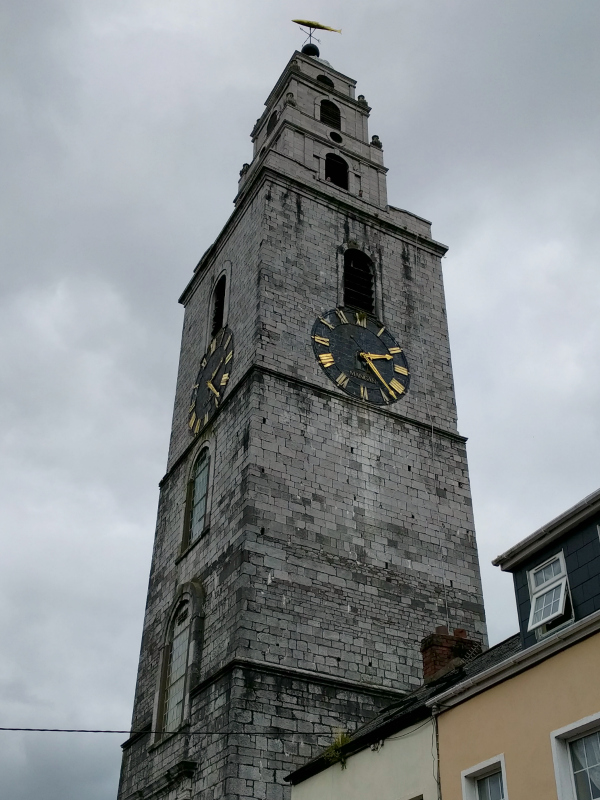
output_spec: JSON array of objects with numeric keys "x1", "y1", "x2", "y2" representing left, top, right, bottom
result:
[{"x1": 420, "y1": 626, "x2": 482, "y2": 684}]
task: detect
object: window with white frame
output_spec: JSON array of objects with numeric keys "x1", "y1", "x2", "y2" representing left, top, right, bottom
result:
[
  {"x1": 551, "y1": 711, "x2": 600, "y2": 800},
  {"x1": 569, "y1": 730, "x2": 600, "y2": 799},
  {"x1": 462, "y1": 754, "x2": 509, "y2": 800},
  {"x1": 527, "y1": 552, "x2": 572, "y2": 633}
]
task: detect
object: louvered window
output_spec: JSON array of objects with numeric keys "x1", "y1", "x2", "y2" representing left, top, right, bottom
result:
[
  {"x1": 211, "y1": 276, "x2": 226, "y2": 337},
  {"x1": 344, "y1": 249, "x2": 374, "y2": 313},
  {"x1": 320, "y1": 100, "x2": 341, "y2": 130}
]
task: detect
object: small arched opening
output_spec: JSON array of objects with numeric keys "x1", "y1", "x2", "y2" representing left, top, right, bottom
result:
[
  {"x1": 344, "y1": 250, "x2": 375, "y2": 313},
  {"x1": 325, "y1": 153, "x2": 348, "y2": 190},
  {"x1": 317, "y1": 75, "x2": 335, "y2": 89}
]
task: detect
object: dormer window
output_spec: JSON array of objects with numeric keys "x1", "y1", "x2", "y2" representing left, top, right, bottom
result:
[
  {"x1": 527, "y1": 552, "x2": 573, "y2": 634},
  {"x1": 317, "y1": 75, "x2": 334, "y2": 89},
  {"x1": 320, "y1": 100, "x2": 341, "y2": 130}
]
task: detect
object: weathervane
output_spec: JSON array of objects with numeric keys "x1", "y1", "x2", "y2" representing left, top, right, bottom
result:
[{"x1": 292, "y1": 19, "x2": 341, "y2": 57}]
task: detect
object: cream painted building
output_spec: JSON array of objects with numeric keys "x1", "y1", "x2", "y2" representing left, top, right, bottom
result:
[{"x1": 292, "y1": 718, "x2": 437, "y2": 800}]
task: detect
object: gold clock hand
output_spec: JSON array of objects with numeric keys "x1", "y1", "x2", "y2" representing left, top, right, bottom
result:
[
  {"x1": 360, "y1": 353, "x2": 396, "y2": 399},
  {"x1": 206, "y1": 381, "x2": 220, "y2": 399},
  {"x1": 361, "y1": 353, "x2": 393, "y2": 360}
]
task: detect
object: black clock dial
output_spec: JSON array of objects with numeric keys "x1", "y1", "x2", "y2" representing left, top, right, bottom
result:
[
  {"x1": 311, "y1": 308, "x2": 410, "y2": 405},
  {"x1": 189, "y1": 327, "x2": 234, "y2": 434}
]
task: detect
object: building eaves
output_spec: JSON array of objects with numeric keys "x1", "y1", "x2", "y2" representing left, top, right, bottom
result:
[
  {"x1": 285, "y1": 634, "x2": 521, "y2": 787},
  {"x1": 493, "y1": 487, "x2": 600, "y2": 571}
]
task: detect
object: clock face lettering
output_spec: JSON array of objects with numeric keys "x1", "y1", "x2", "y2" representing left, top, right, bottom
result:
[
  {"x1": 188, "y1": 327, "x2": 234, "y2": 434},
  {"x1": 311, "y1": 308, "x2": 410, "y2": 405}
]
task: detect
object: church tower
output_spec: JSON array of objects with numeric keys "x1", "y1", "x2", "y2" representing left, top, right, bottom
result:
[{"x1": 117, "y1": 45, "x2": 486, "y2": 800}]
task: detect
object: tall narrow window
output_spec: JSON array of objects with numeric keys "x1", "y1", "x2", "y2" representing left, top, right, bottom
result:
[
  {"x1": 186, "y1": 449, "x2": 210, "y2": 544},
  {"x1": 325, "y1": 153, "x2": 348, "y2": 190},
  {"x1": 162, "y1": 601, "x2": 191, "y2": 735},
  {"x1": 211, "y1": 275, "x2": 226, "y2": 337},
  {"x1": 266, "y1": 111, "x2": 278, "y2": 135},
  {"x1": 320, "y1": 100, "x2": 341, "y2": 130},
  {"x1": 344, "y1": 249, "x2": 374, "y2": 313}
]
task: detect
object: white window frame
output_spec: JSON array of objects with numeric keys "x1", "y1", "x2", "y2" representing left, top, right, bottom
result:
[
  {"x1": 527, "y1": 551, "x2": 569, "y2": 632},
  {"x1": 551, "y1": 710, "x2": 600, "y2": 800},
  {"x1": 461, "y1": 754, "x2": 509, "y2": 800}
]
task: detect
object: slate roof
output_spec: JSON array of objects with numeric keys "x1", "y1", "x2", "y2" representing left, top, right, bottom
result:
[{"x1": 285, "y1": 633, "x2": 522, "y2": 785}]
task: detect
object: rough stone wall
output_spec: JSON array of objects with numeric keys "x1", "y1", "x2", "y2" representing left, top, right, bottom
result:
[{"x1": 118, "y1": 137, "x2": 486, "y2": 799}]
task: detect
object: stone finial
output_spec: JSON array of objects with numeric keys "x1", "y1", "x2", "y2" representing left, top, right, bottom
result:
[
  {"x1": 371, "y1": 135, "x2": 382, "y2": 149},
  {"x1": 239, "y1": 163, "x2": 250, "y2": 178},
  {"x1": 285, "y1": 92, "x2": 296, "y2": 106},
  {"x1": 357, "y1": 94, "x2": 368, "y2": 106}
]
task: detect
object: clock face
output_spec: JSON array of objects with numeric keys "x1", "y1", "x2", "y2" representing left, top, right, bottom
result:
[
  {"x1": 188, "y1": 326, "x2": 234, "y2": 434},
  {"x1": 311, "y1": 308, "x2": 410, "y2": 405}
]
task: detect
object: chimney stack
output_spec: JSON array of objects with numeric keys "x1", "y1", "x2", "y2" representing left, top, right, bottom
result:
[{"x1": 420, "y1": 626, "x2": 482, "y2": 684}]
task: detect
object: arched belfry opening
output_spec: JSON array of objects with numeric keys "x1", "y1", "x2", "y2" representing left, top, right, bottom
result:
[
  {"x1": 211, "y1": 275, "x2": 226, "y2": 336},
  {"x1": 266, "y1": 111, "x2": 278, "y2": 136},
  {"x1": 325, "y1": 153, "x2": 348, "y2": 190},
  {"x1": 317, "y1": 74, "x2": 334, "y2": 89},
  {"x1": 344, "y1": 249, "x2": 375, "y2": 313},
  {"x1": 320, "y1": 100, "x2": 341, "y2": 130}
]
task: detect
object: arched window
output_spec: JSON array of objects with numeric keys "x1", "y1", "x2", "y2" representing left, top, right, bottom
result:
[
  {"x1": 266, "y1": 111, "x2": 278, "y2": 136},
  {"x1": 184, "y1": 449, "x2": 210, "y2": 546},
  {"x1": 317, "y1": 74, "x2": 334, "y2": 89},
  {"x1": 211, "y1": 275, "x2": 226, "y2": 337},
  {"x1": 320, "y1": 100, "x2": 341, "y2": 130},
  {"x1": 161, "y1": 599, "x2": 191, "y2": 735},
  {"x1": 344, "y1": 250, "x2": 374, "y2": 313},
  {"x1": 325, "y1": 153, "x2": 348, "y2": 190}
]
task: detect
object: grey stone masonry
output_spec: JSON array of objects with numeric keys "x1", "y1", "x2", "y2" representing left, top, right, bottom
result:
[{"x1": 117, "y1": 50, "x2": 487, "y2": 800}]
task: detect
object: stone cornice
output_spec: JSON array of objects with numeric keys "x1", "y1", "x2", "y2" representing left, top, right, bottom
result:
[
  {"x1": 160, "y1": 364, "x2": 467, "y2": 487},
  {"x1": 179, "y1": 165, "x2": 447, "y2": 306}
]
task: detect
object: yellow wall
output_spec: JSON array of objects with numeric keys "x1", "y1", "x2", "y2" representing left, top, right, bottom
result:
[
  {"x1": 438, "y1": 633, "x2": 600, "y2": 800},
  {"x1": 292, "y1": 719, "x2": 438, "y2": 800}
]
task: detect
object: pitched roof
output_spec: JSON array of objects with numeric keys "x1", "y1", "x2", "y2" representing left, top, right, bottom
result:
[{"x1": 285, "y1": 633, "x2": 522, "y2": 786}]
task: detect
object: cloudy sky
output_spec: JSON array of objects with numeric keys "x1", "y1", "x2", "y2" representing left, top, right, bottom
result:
[{"x1": 2, "y1": 1, "x2": 599, "y2": 796}]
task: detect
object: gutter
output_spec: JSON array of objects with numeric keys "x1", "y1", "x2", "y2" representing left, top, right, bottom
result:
[{"x1": 426, "y1": 608, "x2": 600, "y2": 710}]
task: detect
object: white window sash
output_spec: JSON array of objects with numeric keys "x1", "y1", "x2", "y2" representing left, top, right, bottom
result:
[
  {"x1": 461, "y1": 754, "x2": 509, "y2": 800},
  {"x1": 551, "y1": 711, "x2": 600, "y2": 800},
  {"x1": 527, "y1": 576, "x2": 568, "y2": 632}
]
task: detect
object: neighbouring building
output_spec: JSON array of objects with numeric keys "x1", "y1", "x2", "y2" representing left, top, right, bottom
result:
[
  {"x1": 287, "y1": 488, "x2": 600, "y2": 800},
  {"x1": 117, "y1": 41, "x2": 486, "y2": 800}
]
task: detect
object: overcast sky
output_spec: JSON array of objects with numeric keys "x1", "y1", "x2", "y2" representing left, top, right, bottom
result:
[{"x1": 2, "y1": 1, "x2": 600, "y2": 797}]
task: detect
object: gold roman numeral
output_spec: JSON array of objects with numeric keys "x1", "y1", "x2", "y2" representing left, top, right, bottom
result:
[
  {"x1": 220, "y1": 373, "x2": 230, "y2": 386},
  {"x1": 377, "y1": 327, "x2": 386, "y2": 337},
  {"x1": 335, "y1": 308, "x2": 349, "y2": 324},
  {"x1": 380, "y1": 389, "x2": 389, "y2": 403},
  {"x1": 394, "y1": 364, "x2": 409, "y2": 375},
  {"x1": 318, "y1": 353, "x2": 335, "y2": 367},
  {"x1": 360, "y1": 385, "x2": 369, "y2": 401},
  {"x1": 336, "y1": 372, "x2": 349, "y2": 388},
  {"x1": 389, "y1": 347, "x2": 401, "y2": 354},
  {"x1": 355, "y1": 311, "x2": 367, "y2": 327},
  {"x1": 194, "y1": 419, "x2": 201, "y2": 433},
  {"x1": 223, "y1": 334, "x2": 232, "y2": 349},
  {"x1": 225, "y1": 351, "x2": 233, "y2": 364},
  {"x1": 201, "y1": 358, "x2": 207, "y2": 368},
  {"x1": 189, "y1": 412, "x2": 196, "y2": 429},
  {"x1": 203, "y1": 412, "x2": 209, "y2": 425},
  {"x1": 319, "y1": 316, "x2": 334, "y2": 330},
  {"x1": 209, "y1": 338, "x2": 216, "y2": 354},
  {"x1": 313, "y1": 335, "x2": 330, "y2": 346},
  {"x1": 390, "y1": 378, "x2": 405, "y2": 394}
]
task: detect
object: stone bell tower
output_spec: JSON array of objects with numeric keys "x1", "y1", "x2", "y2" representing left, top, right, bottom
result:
[{"x1": 117, "y1": 44, "x2": 486, "y2": 800}]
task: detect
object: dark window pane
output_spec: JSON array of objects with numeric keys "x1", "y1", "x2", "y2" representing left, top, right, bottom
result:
[
  {"x1": 325, "y1": 153, "x2": 348, "y2": 190},
  {"x1": 212, "y1": 276, "x2": 226, "y2": 336},
  {"x1": 267, "y1": 111, "x2": 278, "y2": 135}
]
